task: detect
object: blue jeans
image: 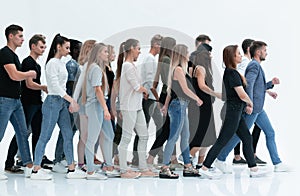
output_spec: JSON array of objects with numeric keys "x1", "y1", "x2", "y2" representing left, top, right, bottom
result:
[
  {"x1": 0, "y1": 97, "x2": 32, "y2": 165},
  {"x1": 217, "y1": 109, "x2": 281, "y2": 165},
  {"x1": 163, "y1": 98, "x2": 190, "y2": 165},
  {"x1": 85, "y1": 101, "x2": 114, "y2": 172},
  {"x1": 34, "y1": 95, "x2": 74, "y2": 166}
]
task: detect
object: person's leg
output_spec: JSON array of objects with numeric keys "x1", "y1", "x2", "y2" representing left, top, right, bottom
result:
[
  {"x1": 101, "y1": 118, "x2": 115, "y2": 166},
  {"x1": 252, "y1": 123, "x2": 261, "y2": 154},
  {"x1": 85, "y1": 103, "x2": 103, "y2": 173},
  {"x1": 234, "y1": 143, "x2": 241, "y2": 157},
  {"x1": 134, "y1": 109, "x2": 149, "y2": 171},
  {"x1": 119, "y1": 110, "x2": 136, "y2": 172},
  {"x1": 216, "y1": 112, "x2": 258, "y2": 162},
  {"x1": 113, "y1": 111, "x2": 122, "y2": 164},
  {"x1": 30, "y1": 105, "x2": 43, "y2": 159},
  {"x1": 54, "y1": 131, "x2": 64, "y2": 164},
  {"x1": 77, "y1": 114, "x2": 88, "y2": 165},
  {"x1": 34, "y1": 96, "x2": 61, "y2": 166},
  {"x1": 203, "y1": 108, "x2": 242, "y2": 168},
  {"x1": 180, "y1": 109, "x2": 191, "y2": 165},
  {"x1": 10, "y1": 100, "x2": 32, "y2": 166},
  {"x1": 235, "y1": 117, "x2": 256, "y2": 168},
  {"x1": 255, "y1": 110, "x2": 281, "y2": 165},
  {"x1": 57, "y1": 101, "x2": 74, "y2": 167},
  {"x1": 162, "y1": 100, "x2": 183, "y2": 165}
]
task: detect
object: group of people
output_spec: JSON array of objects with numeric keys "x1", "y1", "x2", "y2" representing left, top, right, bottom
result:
[{"x1": 0, "y1": 24, "x2": 289, "y2": 181}]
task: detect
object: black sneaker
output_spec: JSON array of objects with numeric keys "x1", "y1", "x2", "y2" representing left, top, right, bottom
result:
[
  {"x1": 255, "y1": 156, "x2": 267, "y2": 165},
  {"x1": 5, "y1": 165, "x2": 24, "y2": 174},
  {"x1": 233, "y1": 157, "x2": 247, "y2": 164},
  {"x1": 16, "y1": 160, "x2": 23, "y2": 167},
  {"x1": 195, "y1": 164, "x2": 203, "y2": 169},
  {"x1": 41, "y1": 155, "x2": 53, "y2": 165}
]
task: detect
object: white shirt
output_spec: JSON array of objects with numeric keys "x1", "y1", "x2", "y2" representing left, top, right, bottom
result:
[
  {"x1": 45, "y1": 58, "x2": 68, "y2": 97},
  {"x1": 119, "y1": 61, "x2": 143, "y2": 111},
  {"x1": 140, "y1": 53, "x2": 157, "y2": 100},
  {"x1": 237, "y1": 56, "x2": 251, "y2": 76}
]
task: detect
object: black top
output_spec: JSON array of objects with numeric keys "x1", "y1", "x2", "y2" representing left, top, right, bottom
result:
[
  {"x1": 222, "y1": 68, "x2": 245, "y2": 105},
  {"x1": 170, "y1": 65, "x2": 194, "y2": 101},
  {"x1": 106, "y1": 65, "x2": 115, "y2": 98},
  {"x1": 21, "y1": 56, "x2": 42, "y2": 105},
  {"x1": 0, "y1": 46, "x2": 22, "y2": 98},
  {"x1": 192, "y1": 66, "x2": 212, "y2": 105}
]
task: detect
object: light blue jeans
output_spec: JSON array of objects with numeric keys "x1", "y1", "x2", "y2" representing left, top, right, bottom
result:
[
  {"x1": 163, "y1": 98, "x2": 190, "y2": 165},
  {"x1": 34, "y1": 95, "x2": 74, "y2": 166},
  {"x1": 85, "y1": 101, "x2": 114, "y2": 172},
  {"x1": 217, "y1": 109, "x2": 281, "y2": 165},
  {"x1": 0, "y1": 97, "x2": 32, "y2": 165}
]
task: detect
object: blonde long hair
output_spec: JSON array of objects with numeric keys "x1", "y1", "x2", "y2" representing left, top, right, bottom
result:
[
  {"x1": 82, "y1": 43, "x2": 108, "y2": 104},
  {"x1": 78, "y1": 40, "x2": 96, "y2": 65},
  {"x1": 167, "y1": 44, "x2": 189, "y2": 96}
]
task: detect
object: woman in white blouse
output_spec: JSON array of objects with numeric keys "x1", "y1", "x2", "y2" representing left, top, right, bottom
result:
[{"x1": 31, "y1": 34, "x2": 85, "y2": 180}]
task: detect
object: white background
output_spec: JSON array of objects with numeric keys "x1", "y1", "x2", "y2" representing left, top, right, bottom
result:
[{"x1": 0, "y1": 0, "x2": 299, "y2": 168}]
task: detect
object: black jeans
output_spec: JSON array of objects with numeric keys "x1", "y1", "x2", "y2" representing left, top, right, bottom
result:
[
  {"x1": 203, "y1": 103, "x2": 256, "y2": 168},
  {"x1": 5, "y1": 104, "x2": 42, "y2": 168},
  {"x1": 234, "y1": 123, "x2": 261, "y2": 155}
]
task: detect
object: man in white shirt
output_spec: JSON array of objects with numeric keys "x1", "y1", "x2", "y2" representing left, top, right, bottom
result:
[{"x1": 132, "y1": 34, "x2": 163, "y2": 166}]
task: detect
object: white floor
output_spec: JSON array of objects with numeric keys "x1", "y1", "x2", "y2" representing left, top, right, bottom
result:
[
  {"x1": 1, "y1": 121, "x2": 299, "y2": 196},
  {"x1": 0, "y1": 165, "x2": 299, "y2": 196}
]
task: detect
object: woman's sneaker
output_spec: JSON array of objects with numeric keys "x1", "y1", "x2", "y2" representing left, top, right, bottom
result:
[
  {"x1": 0, "y1": 173, "x2": 8, "y2": 180},
  {"x1": 214, "y1": 159, "x2": 233, "y2": 174},
  {"x1": 250, "y1": 168, "x2": 270, "y2": 177},
  {"x1": 31, "y1": 169, "x2": 52, "y2": 180},
  {"x1": 198, "y1": 168, "x2": 222, "y2": 179},
  {"x1": 86, "y1": 172, "x2": 108, "y2": 180},
  {"x1": 66, "y1": 169, "x2": 86, "y2": 179},
  {"x1": 274, "y1": 163, "x2": 290, "y2": 172},
  {"x1": 52, "y1": 162, "x2": 67, "y2": 173}
]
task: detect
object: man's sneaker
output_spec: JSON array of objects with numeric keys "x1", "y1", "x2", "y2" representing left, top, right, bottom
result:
[
  {"x1": 52, "y1": 162, "x2": 67, "y2": 173},
  {"x1": 60, "y1": 160, "x2": 68, "y2": 167},
  {"x1": 214, "y1": 159, "x2": 233, "y2": 174},
  {"x1": 255, "y1": 156, "x2": 267, "y2": 165},
  {"x1": 274, "y1": 163, "x2": 290, "y2": 172},
  {"x1": 86, "y1": 172, "x2": 108, "y2": 180},
  {"x1": 24, "y1": 167, "x2": 33, "y2": 178},
  {"x1": 198, "y1": 168, "x2": 222, "y2": 179},
  {"x1": 5, "y1": 165, "x2": 24, "y2": 174},
  {"x1": 16, "y1": 160, "x2": 23, "y2": 167},
  {"x1": 233, "y1": 157, "x2": 247, "y2": 164},
  {"x1": 250, "y1": 168, "x2": 270, "y2": 177},
  {"x1": 0, "y1": 173, "x2": 8, "y2": 180},
  {"x1": 31, "y1": 169, "x2": 52, "y2": 180},
  {"x1": 41, "y1": 156, "x2": 53, "y2": 167},
  {"x1": 66, "y1": 169, "x2": 86, "y2": 179}
]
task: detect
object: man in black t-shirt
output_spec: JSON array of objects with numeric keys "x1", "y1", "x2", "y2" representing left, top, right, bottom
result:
[
  {"x1": 0, "y1": 24, "x2": 36, "y2": 180},
  {"x1": 4, "y1": 34, "x2": 52, "y2": 172}
]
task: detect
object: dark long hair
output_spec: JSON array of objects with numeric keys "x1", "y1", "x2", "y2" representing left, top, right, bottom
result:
[{"x1": 46, "y1": 33, "x2": 69, "y2": 63}]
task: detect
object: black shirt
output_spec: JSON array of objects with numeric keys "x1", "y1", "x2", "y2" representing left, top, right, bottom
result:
[
  {"x1": 222, "y1": 68, "x2": 245, "y2": 105},
  {"x1": 0, "y1": 46, "x2": 22, "y2": 98},
  {"x1": 21, "y1": 56, "x2": 42, "y2": 105}
]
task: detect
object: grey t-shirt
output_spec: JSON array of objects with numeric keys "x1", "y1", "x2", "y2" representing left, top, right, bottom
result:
[{"x1": 86, "y1": 63, "x2": 103, "y2": 106}]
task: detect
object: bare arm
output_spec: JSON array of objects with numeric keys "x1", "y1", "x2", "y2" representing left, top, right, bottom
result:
[
  {"x1": 234, "y1": 86, "x2": 253, "y2": 107},
  {"x1": 174, "y1": 67, "x2": 202, "y2": 105},
  {"x1": 4, "y1": 64, "x2": 36, "y2": 81},
  {"x1": 95, "y1": 86, "x2": 110, "y2": 120},
  {"x1": 196, "y1": 66, "x2": 221, "y2": 99},
  {"x1": 25, "y1": 77, "x2": 47, "y2": 92},
  {"x1": 110, "y1": 79, "x2": 119, "y2": 117}
]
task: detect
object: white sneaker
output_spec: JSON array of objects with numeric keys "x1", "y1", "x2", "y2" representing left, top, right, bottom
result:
[
  {"x1": 66, "y1": 169, "x2": 86, "y2": 179},
  {"x1": 274, "y1": 163, "x2": 290, "y2": 172},
  {"x1": 250, "y1": 168, "x2": 270, "y2": 177},
  {"x1": 31, "y1": 169, "x2": 52, "y2": 180},
  {"x1": 198, "y1": 168, "x2": 222, "y2": 179},
  {"x1": 86, "y1": 172, "x2": 108, "y2": 180},
  {"x1": 24, "y1": 167, "x2": 33, "y2": 178},
  {"x1": 60, "y1": 160, "x2": 68, "y2": 167},
  {"x1": 214, "y1": 159, "x2": 233, "y2": 174},
  {"x1": 105, "y1": 169, "x2": 121, "y2": 177},
  {"x1": 0, "y1": 173, "x2": 8, "y2": 180},
  {"x1": 52, "y1": 162, "x2": 67, "y2": 173}
]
